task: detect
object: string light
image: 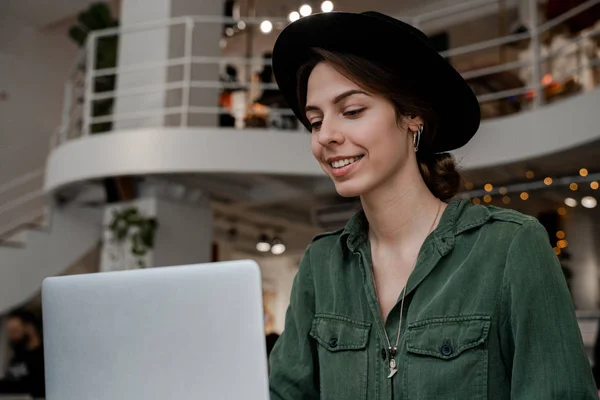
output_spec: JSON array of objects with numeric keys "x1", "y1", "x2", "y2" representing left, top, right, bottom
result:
[
  {"x1": 553, "y1": 247, "x2": 561, "y2": 255},
  {"x1": 526, "y1": 171, "x2": 535, "y2": 179},
  {"x1": 465, "y1": 181, "x2": 474, "y2": 190},
  {"x1": 591, "y1": 181, "x2": 599, "y2": 190},
  {"x1": 321, "y1": 1, "x2": 334, "y2": 12},
  {"x1": 557, "y1": 239, "x2": 568, "y2": 249},
  {"x1": 520, "y1": 192, "x2": 529, "y2": 201},
  {"x1": 484, "y1": 195, "x2": 492, "y2": 203},
  {"x1": 544, "y1": 177, "x2": 553, "y2": 185},
  {"x1": 557, "y1": 207, "x2": 567, "y2": 216},
  {"x1": 472, "y1": 198, "x2": 481, "y2": 205},
  {"x1": 556, "y1": 231, "x2": 565, "y2": 239},
  {"x1": 484, "y1": 183, "x2": 493, "y2": 192},
  {"x1": 260, "y1": 20, "x2": 273, "y2": 33},
  {"x1": 499, "y1": 187, "x2": 508, "y2": 195},
  {"x1": 570, "y1": 183, "x2": 578, "y2": 191},
  {"x1": 502, "y1": 196, "x2": 511, "y2": 204},
  {"x1": 299, "y1": 4, "x2": 312, "y2": 16},
  {"x1": 580, "y1": 168, "x2": 588, "y2": 177},
  {"x1": 288, "y1": 11, "x2": 300, "y2": 22}
]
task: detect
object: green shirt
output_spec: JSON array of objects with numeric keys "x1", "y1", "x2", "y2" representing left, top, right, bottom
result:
[{"x1": 269, "y1": 199, "x2": 598, "y2": 399}]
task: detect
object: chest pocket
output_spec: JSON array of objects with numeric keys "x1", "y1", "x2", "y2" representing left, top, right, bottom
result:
[
  {"x1": 404, "y1": 315, "x2": 491, "y2": 400},
  {"x1": 310, "y1": 314, "x2": 371, "y2": 400}
]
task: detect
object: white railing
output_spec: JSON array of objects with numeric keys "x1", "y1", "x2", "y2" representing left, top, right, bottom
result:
[
  {"x1": 6, "y1": 0, "x2": 600, "y2": 239},
  {"x1": 47, "y1": 0, "x2": 600, "y2": 148},
  {"x1": 0, "y1": 169, "x2": 47, "y2": 240}
]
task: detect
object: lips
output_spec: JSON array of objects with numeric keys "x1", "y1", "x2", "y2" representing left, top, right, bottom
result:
[{"x1": 327, "y1": 155, "x2": 364, "y2": 178}]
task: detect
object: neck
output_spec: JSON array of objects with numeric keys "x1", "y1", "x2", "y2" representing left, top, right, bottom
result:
[{"x1": 361, "y1": 167, "x2": 444, "y2": 249}]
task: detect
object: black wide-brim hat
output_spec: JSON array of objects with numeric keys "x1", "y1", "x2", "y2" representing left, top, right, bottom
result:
[{"x1": 272, "y1": 11, "x2": 481, "y2": 153}]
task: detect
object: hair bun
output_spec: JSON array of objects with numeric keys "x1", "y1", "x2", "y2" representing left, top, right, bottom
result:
[{"x1": 417, "y1": 152, "x2": 462, "y2": 200}]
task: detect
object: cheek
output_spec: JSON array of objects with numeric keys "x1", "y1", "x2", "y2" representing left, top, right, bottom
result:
[{"x1": 310, "y1": 135, "x2": 321, "y2": 160}]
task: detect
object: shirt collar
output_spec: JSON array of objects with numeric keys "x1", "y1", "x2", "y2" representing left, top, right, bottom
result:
[{"x1": 340, "y1": 198, "x2": 491, "y2": 255}]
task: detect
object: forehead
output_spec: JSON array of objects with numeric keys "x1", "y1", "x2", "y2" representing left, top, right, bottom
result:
[
  {"x1": 306, "y1": 62, "x2": 362, "y2": 103},
  {"x1": 5, "y1": 318, "x2": 24, "y2": 329}
]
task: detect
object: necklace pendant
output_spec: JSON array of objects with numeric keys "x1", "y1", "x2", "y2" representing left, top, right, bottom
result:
[{"x1": 387, "y1": 358, "x2": 398, "y2": 379}]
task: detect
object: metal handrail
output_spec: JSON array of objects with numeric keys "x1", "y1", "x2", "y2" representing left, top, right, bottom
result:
[
  {"x1": 0, "y1": 169, "x2": 44, "y2": 197},
  {"x1": 56, "y1": 0, "x2": 598, "y2": 140}
]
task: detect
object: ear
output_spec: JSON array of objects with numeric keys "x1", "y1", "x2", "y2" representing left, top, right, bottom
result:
[{"x1": 406, "y1": 115, "x2": 424, "y2": 133}]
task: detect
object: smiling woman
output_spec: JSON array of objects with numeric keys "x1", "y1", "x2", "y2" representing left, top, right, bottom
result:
[{"x1": 268, "y1": 10, "x2": 598, "y2": 400}]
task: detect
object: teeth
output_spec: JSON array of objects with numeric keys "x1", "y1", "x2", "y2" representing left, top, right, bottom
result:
[{"x1": 330, "y1": 156, "x2": 362, "y2": 169}]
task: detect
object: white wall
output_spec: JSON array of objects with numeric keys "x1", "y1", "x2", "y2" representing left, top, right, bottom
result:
[{"x1": 0, "y1": 13, "x2": 77, "y2": 230}]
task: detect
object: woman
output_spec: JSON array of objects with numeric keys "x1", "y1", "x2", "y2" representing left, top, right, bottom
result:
[{"x1": 268, "y1": 11, "x2": 598, "y2": 399}]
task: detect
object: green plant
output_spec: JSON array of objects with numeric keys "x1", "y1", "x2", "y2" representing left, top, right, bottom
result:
[
  {"x1": 109, "y1": 207, "x2": 158, "y2": 268},
  {"x1": 69, "y1": 2, "x2": 119, "y2": 134}
]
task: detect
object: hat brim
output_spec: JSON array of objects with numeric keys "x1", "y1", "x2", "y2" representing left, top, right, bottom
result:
[{"x1": 272, "y1": 12, "x2": 481, "y2": 153}]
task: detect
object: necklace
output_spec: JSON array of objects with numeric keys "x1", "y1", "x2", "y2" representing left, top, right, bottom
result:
[{"x1": 371, "y1": 200, "x2": 442, "y2": 379}]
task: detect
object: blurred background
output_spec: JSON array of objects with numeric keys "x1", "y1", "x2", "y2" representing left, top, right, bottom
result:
[{"x1": 0, "y1": 0, "x2": 599, "y2": 397}]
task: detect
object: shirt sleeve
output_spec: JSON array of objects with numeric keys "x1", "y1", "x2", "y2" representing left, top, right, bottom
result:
[
  {"x1": 502, "y1": 220, "x2": 598, "y2": 399},
  {"x1": 269, "y1": 245, "x2": 319, "y2": 399}
]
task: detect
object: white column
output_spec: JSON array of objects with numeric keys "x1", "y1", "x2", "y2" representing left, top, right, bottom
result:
[
  {"x1": 99, "y1": 193, "x2": 213, "y2": 271},
  {"x1": 565, "y1": 208, "x2": 600, "y2": 310},
  {"x1": 115, "y1": 0, "x2": 224, "y2": 130},
  {"x1": 153, "y1": 195, "x2": 213, "y2": 266}
]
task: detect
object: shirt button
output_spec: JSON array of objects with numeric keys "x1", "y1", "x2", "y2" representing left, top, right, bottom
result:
[
  {"x1": 381, "y1": 348, "x2": 387, "y2": 360},
  {"x1": 328, "y1": 338, "x2": 338, "y2": 348},
  {"x1": 440, "y1": 343, "x2": 453, "y2": 356}
]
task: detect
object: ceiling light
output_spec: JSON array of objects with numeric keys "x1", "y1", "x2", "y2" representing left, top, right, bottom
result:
[
  {"x1": 502, "y1": 196, "x2": 511, "y2": 204},
  {"x1": 237, "y1": 20, "x2": 246, "y2": 30},
  {"x1": 557, "y1": 207, "x2": 567, "y2": 216},
  {"x1": 260, "y1": 20, "x2": 273, "y2": 34},
  {"x1": 321, "y1": 1, "x2": 334, "y2": 12},
  {"x1": 299, "y1": 4, "x2": 312, "y2": 16},
  {"x1": 591, "y1": 181, "x2": 599, "y2": 190},
  {"x1": 582, "y1": 196, "x2": 597, "y2": 209},
  {"x1": 472, "y1": 198, "x2": 481, "y2": 205},
  {"x1": 499, "y1": 187, "x2": 508, "y2": 195},
  {"x1": 544, "y1": 177, "x2": 553, "y2": 185},
  {"x1": 526, "y1": 170, "x2": 534, "y2": 179},
  {"x1": 483, "y1": 195, "x2": 492, "y2": 203},
  {"x1": 464, "y1": 181, "x2": 473, "y2": 190},
  {"x1": 580, "y1": 168, "x2": 588, "y2": 177},
  {"x1": 271, "y1": 237, "x2": 286, "y2": 255},
  {"x1": 556, "y1": 231, "x2": 565, "y2": 239},
  {"x1": 256, "y1": 234, "x2": 271, "y2": 252},
  {"x1": 564, "y1": 197, "x2": 577, "y2": 207},
  {"x1": 570, "y1": 183, "x2": 578, "y2": 191},
  {"x1": 484, "y1": 183, "x2": 493, "y2": 192},
  {"x1": 225, "y1": 27, "x2": 234, "y2": 36},
  {"x1": 288, "y1": 11, "x2": 300, "y2": 22}
]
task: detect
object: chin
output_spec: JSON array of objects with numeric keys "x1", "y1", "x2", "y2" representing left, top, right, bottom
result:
[{"x1": 333, "y1": 180, "x2": 367, "y2": 198}]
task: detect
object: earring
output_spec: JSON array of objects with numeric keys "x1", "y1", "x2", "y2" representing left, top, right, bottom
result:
[{"x1": 413, "y1": 125, "x2": 423, "y2": 152}]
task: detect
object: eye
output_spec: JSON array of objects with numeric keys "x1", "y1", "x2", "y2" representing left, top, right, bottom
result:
[
  {"x1": 344, "y1": 108, "x2": 365, "y2": 117},
  {"x1": 310, "y1": 120, "x2": 322, "y2": 131}
]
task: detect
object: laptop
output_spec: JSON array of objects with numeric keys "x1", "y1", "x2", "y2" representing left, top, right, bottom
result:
[{"x1": 42, "y1": 260, "x2": 269, "y2": 400}]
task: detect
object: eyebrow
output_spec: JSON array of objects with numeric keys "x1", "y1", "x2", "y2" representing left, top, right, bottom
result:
[{"x1": 305, "y1": 89, "x2": 370, "y2": 113}]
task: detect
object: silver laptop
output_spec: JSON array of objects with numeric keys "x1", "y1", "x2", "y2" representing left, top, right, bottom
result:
[{"x1": 42, "y1": 260, "x2": 269, "y2": 400}]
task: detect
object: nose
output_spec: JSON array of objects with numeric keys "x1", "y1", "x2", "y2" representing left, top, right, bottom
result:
[{"x1": 316, "y1": 117, "x2": 345, "y2": 147}]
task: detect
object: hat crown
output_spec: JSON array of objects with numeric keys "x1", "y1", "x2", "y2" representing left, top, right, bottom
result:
[{"x1": 360, "y1": 11, "x2": 433, "y2": 49}]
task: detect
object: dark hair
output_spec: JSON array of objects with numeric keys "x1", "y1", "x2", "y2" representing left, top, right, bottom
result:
[{"x1": 296, "y1": 48, "x2": 462, "y2": 200}]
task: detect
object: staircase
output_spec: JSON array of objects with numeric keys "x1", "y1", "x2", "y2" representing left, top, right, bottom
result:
[{"x1": 0, "y1": 205, "x2": 101, "y2": 314}]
